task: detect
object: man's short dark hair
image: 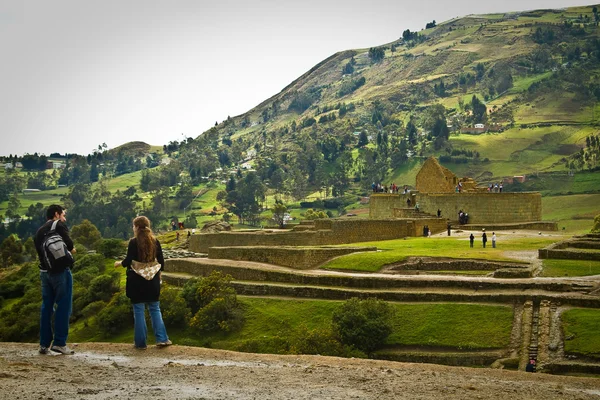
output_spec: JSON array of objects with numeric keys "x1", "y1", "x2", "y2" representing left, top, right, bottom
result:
[{"x1": 46, "y1": 204, "x2": 64, "y2": 220}]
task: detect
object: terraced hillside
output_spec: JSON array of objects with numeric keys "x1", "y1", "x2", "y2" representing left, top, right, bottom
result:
[{"x1": 161, "y1": 231, "x2": 600, "y2": 374}]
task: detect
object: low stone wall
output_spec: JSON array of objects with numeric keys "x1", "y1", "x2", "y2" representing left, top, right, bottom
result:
[
  {"x1": 539, "y1": 239, "x2": 600, "y2": 261},
  {"x1": 164, "y1": 259, "x2": 588, "y2": 292},
  {"x1": 385, "y1": 259, "x2": 527, "y2": 272},
  {"x1": 190, "y1": 218, "x2": 447, "y2": 253},
  {"x1": 370, "y1": 193, "x2": 543, "y2": 225},
  {"x1": 222, "y1": 282, "x2": 600, "y2": 308},
  {"x1": 207, "y1": 246, "x2": 377, "y2": 269},
  {"x1": 569, "y1": 241, "x2": 600, "y2": 250},
  {"x1": 375, "y1": 349, "x2": 504, "y2": 367},
  {"x1": 456, "y1": 222, "x2": 558, "y2": 231}
]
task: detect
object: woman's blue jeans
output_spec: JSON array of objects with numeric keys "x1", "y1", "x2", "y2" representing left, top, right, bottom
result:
[
  {"x1": 40, "y1": 269, "x2": 73, "y2": 347},
  {"x1": 132, "y1": 301, "x2": 169, "y2": 347}
]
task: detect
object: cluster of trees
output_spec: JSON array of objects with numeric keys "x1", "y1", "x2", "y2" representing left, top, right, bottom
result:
[
  {"x1": 342, "y1": 56, "x2": 356, "y2": 74},
  {"x1": 338, "y1": 76, "x2": 366, "y2": 97},
  {"x1": 368, "y1": 47, "x2": 385, "y2": 63},
  {"x1": 565, "y1": 135, "x2": 600, "y2": 171}
]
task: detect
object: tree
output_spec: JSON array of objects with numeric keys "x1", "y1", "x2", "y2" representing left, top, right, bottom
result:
[
  {"x1": 368, "y1": 47, "x2": 385, "y2": 63},
  {"x1": 358, "y1": 131, "x2": 369, "y2": 147},
  {"x1": 0, "y1": 235, "x2": 24, "y2": 267},
  {"x1": 592, "y1": 214, "x2": 600, "y2": 233},
  {"x1": 471, "y1": 95, "x2": 487, "y2": 123},
  {"x1": 271, "y1": 202, "x2": 288, "y2": 229},
  {"x1": 182, "y1": 271, "x2": 243, "y2": 332},
  {"x1": 332, "y1": 297, "x2": 394, "y2": 354},
  {"x1": 71, "y1": 219, "x2": 102, "y2": 249}
]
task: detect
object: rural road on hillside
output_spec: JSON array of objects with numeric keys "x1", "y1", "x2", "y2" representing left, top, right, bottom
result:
[{"x1": 0, "y1": 343, "x2": 599, "y2": 399}]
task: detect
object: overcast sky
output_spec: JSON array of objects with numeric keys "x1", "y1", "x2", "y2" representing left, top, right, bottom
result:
[{"x1": 0, "y1": 0, "x2": 592, "y2": 156}]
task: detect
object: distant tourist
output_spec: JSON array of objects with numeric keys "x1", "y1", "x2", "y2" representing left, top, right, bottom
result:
[
  {"x1": 187, "y1": 230, "x2": 191, "y2": 240},
  {"x1": 499, "y1": 183, "x2": 503, "y2": 193},
  {"x1": 482, "y1": 229, "x2": 488, "y2": 248},
  {"x1": 525, "y1": 358, "x2": 536, "y2": 372},
  {"x1": 35, "y1": 204, "x2": 76, "y2": 355},
  {"x1": 469, "y1": 233, "x2": 474, "y2": 248},
  {"x1": 114, "y1": 216, "x2": 171, "y2": 350},
  {"x1": 437, "y1": 209, "x2": 441, "y2": 218},
  {"x1": 492, "y1": 232, "x2": 497, "y2": 248},
  {"x1": 414, "y1": 202, "x2": 420, "y2": 212},
  {"x1": 407, "y1": 198, "x2": 411, "y2": 207}
]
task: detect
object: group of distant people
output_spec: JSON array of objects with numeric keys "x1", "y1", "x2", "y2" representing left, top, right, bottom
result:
[
  {"x1": 372, "y1": 183, "x2": 412, "y2": 194},
  {"x1": 488, "y1": 183, "x2": 503, "y2": 192},
  {"x1": 36, "y1": 205, "x2": 172, "y2": 355},
  {"x1": 469, "y1": 229, "x2": 496, "y2": 248}
]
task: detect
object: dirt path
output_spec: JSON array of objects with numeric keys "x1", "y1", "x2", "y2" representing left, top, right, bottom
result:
[{"x1": 1, "y1": 343, "x2": 599, "y2": 399}]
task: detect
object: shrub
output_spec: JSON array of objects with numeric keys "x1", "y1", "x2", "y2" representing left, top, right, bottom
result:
[
  {"x1": 332, "y1": 297, "x2": 394, "y2": 354},
  {"x1": 96, "y1": 293, "x2": 132, "y2": 336},
  {"x1": 592, "y1": 214, "x2": 600, "y2": 233},
  {"x1": 289, "y1": 325, "x2": 346, "y2": 356},
  {"x1": 73, "y1": 253, "x2": 106, "y2": 274},
  {"x1": 87, "y1": 272, "x2": 121, "y2": 303},
  {"x1": 182, "y1": 271, "x2": 243, "y2": 333},
  {"x1": 0, "y1": 235, "x2": 24, "y2": 268},
  {"x1": 96, "y1": 239, "x2": 127, "y2": 258},
  {"x1": 81, "y1": 300, "x2": 107, "y2": 319},
  {"x1": 304, "y1": 209, "x2": 328, "y2": 220},
  {"x1": 71, "y1": 219, "x2": 102, "y2": 249},
  {"x1": 159, "y1": 285, "x2": 191, "y2": 328}
]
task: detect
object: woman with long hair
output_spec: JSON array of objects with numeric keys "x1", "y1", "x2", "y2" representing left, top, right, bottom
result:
[{"x1": 115, "y1": 216, "x2": 171, "y2": 349}]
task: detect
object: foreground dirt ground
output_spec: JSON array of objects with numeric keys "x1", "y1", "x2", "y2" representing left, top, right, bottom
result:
[{"x1": 1, "y1": 343, "x2": 599, "y2": 399}]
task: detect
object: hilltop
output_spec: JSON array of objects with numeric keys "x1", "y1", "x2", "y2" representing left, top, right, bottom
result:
[{"x1": 204, "y1": 4, "x2": 600, "y2": 183}]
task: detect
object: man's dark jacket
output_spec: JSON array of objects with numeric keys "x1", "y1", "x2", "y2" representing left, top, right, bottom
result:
[{"x1": 34, "y1": 219, "x2": 75, "y2": 273}]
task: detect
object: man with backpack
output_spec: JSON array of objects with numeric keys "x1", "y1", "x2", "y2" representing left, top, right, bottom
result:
[{"x1": 34, "y1": 205, "x2": 76, "y2": 355}]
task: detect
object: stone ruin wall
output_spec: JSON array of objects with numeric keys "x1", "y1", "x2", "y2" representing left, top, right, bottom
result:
[
  {"x1": 370, "y1": 193, "x2": 542, "y2": 224},
  {"x1": 207, "y1": 246, "x2": 377, "y2": 270},
  {"x1": 190, "y1": 218, "x2": 445, "y2": 253}
]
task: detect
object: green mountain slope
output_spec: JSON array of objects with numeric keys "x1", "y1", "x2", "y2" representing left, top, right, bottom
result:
[{"x1": 207, "y1": 4, "x2": 600, "y2": 184}]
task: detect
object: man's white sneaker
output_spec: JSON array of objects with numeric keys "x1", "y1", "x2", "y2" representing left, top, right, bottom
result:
[
  {"x1": 156, "y1": 340, "x2": 172, "y2": 347},
  {"x1": 51, "y1": 345, "x2": 74, "y2": 355},
  {"x1": 39, "y1": 346, "x2": 50, "y2": 354}
]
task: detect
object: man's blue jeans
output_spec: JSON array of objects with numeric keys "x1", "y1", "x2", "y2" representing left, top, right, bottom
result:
[
  {"x1": 132, "y1": 302, "x2": 169, "y2": 347},
  {"x1": 40, "y1": 269, "x2": 73, "y2": 347}
]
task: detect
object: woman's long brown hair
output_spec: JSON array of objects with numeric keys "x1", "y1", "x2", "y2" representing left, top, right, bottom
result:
[{"x1": 133, "y1": 216, "x2": 156, "y2": 262}]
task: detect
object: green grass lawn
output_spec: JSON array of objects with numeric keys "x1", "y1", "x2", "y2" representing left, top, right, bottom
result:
[
  {"x1": 542, "y1": 193, "x2": 600, "y2": 234},
  {"x1": 72, "y1": 297, "x2": 513, "y2": 353},
  {"x1": 321, "y1": 236, "x2": 558, "y2": 272},
  {"x1": 541, "y1": 259, "x2": 600, "y2": 277},
  {"x1": 562, "y1": 309, "x2": 600, "y2": 359},
  {"x1": 387, "y1": 303, "x2": 512, "y2": 349}
]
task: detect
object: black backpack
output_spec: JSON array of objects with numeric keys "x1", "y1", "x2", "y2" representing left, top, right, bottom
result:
[{"x1": 41, "y1": 220, "x2": 74, "y2": 271}]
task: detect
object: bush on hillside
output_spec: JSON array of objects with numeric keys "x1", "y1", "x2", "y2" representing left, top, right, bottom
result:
[
  {"x1": 182, "y1": 271, "x2": 243, "y2": 333},
  {"x1": 593, "y1": 214, "x2": 600, "y2": 233},
  {"x1": 96, "y1": 239, "x2": 127, "y2": 258},
  {"x1": 304, "y1": 209, "x2": 328, "y2": 220},
  {"x1": 332, "y1": 297, "x2": 394, "y2": 354},
  {"x1": 71, "y1": 219, "x2": 102, "y2": 249},
  {"x1": 0, "y1": 235, "x2": 24, "y2": 268},
  {"x1": 160, "y1": 285, "x2": 191, "y2": 328},
  {"x1": 96, "y1": 293, "x2": 132, "y2": 336}
]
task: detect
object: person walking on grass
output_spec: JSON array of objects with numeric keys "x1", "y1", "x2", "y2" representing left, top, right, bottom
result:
[
  {"x1": 115, "y1": 216, "x2": 171, "y2": 350},
  {"x1": 35, "y1": 205, "x2": 77, "y2": 355},
  {"x1": 492, "y1": 232, "x2": 497, "y2": 248},
  {"x1": 482, "y1": 229, "x2": 488, "y2": 248},
  {"x1": 469, "y1": 233, "x2": 474, "y2": 248}
]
